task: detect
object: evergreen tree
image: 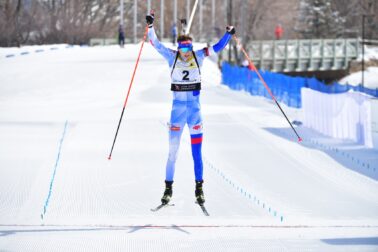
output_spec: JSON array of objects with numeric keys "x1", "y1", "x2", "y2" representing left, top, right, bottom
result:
[{"x1": 295, "y1": 0, "x2": 346, "y2": 39}]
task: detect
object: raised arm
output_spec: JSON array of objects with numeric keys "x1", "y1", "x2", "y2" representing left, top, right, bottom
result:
[
  {"x1": 146, "y1": 13, "x2": 175, "y2": 64},
  {"x1": 195, "y1": 26, "x2": 235, "y2": 60},
  {"x1": 212, "y1": 26, "x2": 235, "y2": 53}
]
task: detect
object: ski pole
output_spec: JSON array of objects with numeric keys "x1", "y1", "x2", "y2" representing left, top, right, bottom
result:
[
  {"x1": 186, "y1": 0, "x2": 199, "y2": 35},
  {"x1": 108, "y1": 25, "x2": 149, "y2": 160},
  {"x1": 232, "y1": 34, "x2": 302, "y2": 142}
]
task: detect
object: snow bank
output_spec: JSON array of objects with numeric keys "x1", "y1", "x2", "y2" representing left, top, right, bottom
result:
[
  {"x1": 339, "y1": 46, "x2": 378, "y2": 89},
  {"x1": 0, "y1": 44, "x2": 75, "y2": 58},
  {"x1": 339, "y1": 67, "x2": 378, "y2": 89}
]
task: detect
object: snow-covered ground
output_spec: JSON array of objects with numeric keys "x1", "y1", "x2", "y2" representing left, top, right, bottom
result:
[
  {"x1": 0, "y1": 43, "x2": 377, "y2": 251},
  {"x1": 339, "y1": 46, "x2": 378, "y2": 88},
  {"x1": 339, "y1": 67, "x2": 378, "y2": 89}
]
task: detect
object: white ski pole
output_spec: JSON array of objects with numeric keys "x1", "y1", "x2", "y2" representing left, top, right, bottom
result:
[{"x1": 186, "y1": 0, "x2": 199, "y2": 34}]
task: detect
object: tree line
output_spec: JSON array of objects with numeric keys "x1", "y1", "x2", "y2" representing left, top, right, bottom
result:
[
  {"x1": 0, "y1": 0, "x2": 123, "y2": 46},
  {"x1": 0, "y1": 0, "x2": 376, "y2": 47}
]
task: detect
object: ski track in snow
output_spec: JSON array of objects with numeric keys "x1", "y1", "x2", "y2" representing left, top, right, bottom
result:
[{"x1": 0, "y1": 44, "x2": 377, "y2": 251}]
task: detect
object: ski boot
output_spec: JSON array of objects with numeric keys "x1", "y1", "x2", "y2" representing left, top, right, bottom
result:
[
  {"x1": 195, "y1": 180, "x2": 205, "y2": 205},
  {"x1": 161, "y1": 180, "x2": 173, "y2": 205}
]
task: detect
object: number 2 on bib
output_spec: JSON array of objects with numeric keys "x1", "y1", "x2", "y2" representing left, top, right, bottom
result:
[{"x1": 182, "y1": 70, "x2": 189, "y2": 81}]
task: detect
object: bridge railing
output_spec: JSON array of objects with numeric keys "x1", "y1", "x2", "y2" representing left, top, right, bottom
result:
[{"x1": 226, "y1": 38, "x2": 360, "y2": 72}]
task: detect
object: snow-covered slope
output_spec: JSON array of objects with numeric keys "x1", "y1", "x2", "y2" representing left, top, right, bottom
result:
[{"x1": 0, "y1": 44, "x2": 377, "y2": 251}]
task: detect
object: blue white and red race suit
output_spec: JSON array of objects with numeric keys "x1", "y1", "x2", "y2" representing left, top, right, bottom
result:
[{"x1": 148, "y1": 27, "x2": 231, "y2": 182}]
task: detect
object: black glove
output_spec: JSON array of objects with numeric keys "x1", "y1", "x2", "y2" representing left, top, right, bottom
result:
[
  {"x1": 226, "y1": 26, "x2": 235, "y2": 35},
  {"x1": 146, "y1": 14, "x2": 154, "y2": 27}
]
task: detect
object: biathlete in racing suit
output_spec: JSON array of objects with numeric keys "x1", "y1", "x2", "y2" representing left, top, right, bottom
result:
[{"x1": 146, "y1": 12, "x2": 235, "y2": 206}]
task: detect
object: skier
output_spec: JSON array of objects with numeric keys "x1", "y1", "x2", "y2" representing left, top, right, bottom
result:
[{"x1": 146, "y1": 12, "x2": 235, "y2": 206}]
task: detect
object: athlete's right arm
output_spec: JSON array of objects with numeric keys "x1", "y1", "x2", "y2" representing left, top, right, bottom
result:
[
  {"x1": 148, "y1": 26, "x2": 175, "y2": 63},
  {"x1": 146, "y1": 12, "x2": 175, "y2": 64}
]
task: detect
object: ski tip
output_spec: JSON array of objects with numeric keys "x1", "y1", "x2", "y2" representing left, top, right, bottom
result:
[
  {"x1": 107, "y1": 156, "x2": 112, "y2": 160},
  {"x1": 298, "y1": 137, "x2": 303, "y2": 142}
]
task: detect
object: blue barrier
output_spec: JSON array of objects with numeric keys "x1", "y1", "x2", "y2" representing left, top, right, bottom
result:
[{"x1": 222, "y1": 63, "x2": 378, "y2": 108}]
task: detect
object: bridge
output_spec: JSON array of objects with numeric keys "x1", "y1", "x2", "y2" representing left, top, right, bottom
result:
[
  {"x1": 228, "y1": 38, "x2": 360, "y2": 74},
  {"x1": 89, "y1": 36, "x2": 361, "y2": 80}
]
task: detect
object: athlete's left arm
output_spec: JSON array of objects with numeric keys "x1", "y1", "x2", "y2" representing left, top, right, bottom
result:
[
  {"x1": 212, "y1": 31, "x2": 232, "y2": 53},
  {"x1": 195, "y1": 26, "x2": 234, "y2": 58}
]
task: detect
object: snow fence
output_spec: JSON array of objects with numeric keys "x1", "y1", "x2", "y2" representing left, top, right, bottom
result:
[
  {"x1": 221, "y1": 63, "x2": 378, "y2": 149},
  {"x1": 302, "y1": 89, "x2": 378, "y2": 149},
  {"x1": 221, "y1": 62, "x2": 378, "y2": 109}
]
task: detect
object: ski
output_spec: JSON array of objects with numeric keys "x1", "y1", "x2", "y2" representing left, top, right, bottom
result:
[
  {"x1": 151, "y1": 202, "x2": 208, "y2": 215},
  {"x1": 200, "y1": 205, "x2": 209, "y2": 216},
  {"x1": 150, "y1": 203, "x2": 174, "y2": 212},
  {"x1": 197, "y1": 203, "x2": 210, "y2": 216}
]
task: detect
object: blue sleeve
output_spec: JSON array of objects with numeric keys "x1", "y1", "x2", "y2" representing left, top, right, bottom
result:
[
  {"x1": 212, "y1": 32, "x2": 232, "y2": 53},
  {"x1": 148, "y1": 27, "x2": 176, "y2": 66}
]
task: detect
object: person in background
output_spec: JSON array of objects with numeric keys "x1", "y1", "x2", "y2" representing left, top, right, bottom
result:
[
  {"x1": 275, "y1": 24, "x2": 283, "y2": 40},
  {"x1": 118, "y1": 24, "x2": 125, "y2": 48},
  {"x1": 171, "y1": 23, "x2": 177, "y2": 46}
]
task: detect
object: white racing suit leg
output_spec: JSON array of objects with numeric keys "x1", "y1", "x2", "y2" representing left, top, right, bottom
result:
[
  {"x1": 165, "y1": 99, "x2": 203, "y2": 182},
  {"x1": 188, "y1": 100, "x2": 204, "y2": 182}
]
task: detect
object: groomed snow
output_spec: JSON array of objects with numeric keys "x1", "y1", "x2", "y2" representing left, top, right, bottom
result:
[{"x1": 0, "y1": 43, "x2": 377, "y2": 251}]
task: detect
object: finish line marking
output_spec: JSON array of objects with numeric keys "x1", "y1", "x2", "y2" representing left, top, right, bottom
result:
[{"x1": 1, "y1": 224, "x2": 377, "y2": 229}]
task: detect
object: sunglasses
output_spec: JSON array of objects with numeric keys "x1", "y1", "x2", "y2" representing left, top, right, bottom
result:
[{"x1": 179, "y1": 47, "x2": 192, "y2": 53}]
